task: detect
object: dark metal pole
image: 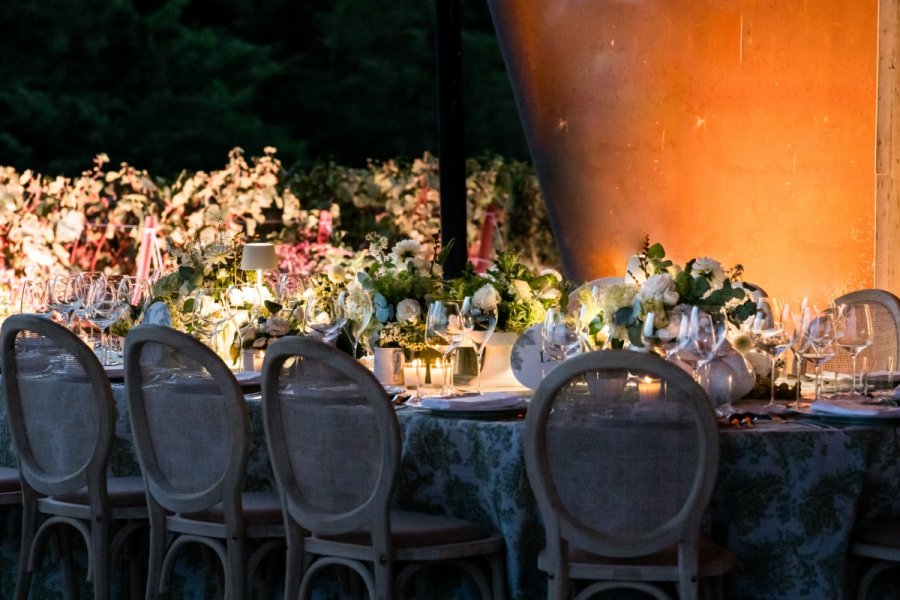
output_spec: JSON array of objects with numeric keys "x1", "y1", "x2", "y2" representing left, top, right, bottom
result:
[{"x1": 435, "y1": 0, "x2": 467, "y2": 278}]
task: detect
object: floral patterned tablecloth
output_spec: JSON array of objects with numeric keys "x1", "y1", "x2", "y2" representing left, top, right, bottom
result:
[{"x1": 0, "y1": 386, "x2": 899, "y2": 599}]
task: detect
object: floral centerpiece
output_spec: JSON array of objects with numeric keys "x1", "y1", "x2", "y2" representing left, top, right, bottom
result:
[
  {"x1": 579, "y1": 239, "x2": 757, "y2": 349},
  {"x1": 354, "y1": 233, "x2": 448, "y2": 351},
  {"x1": 448, "y1": 250, "x2": 563, "y2": 334},
  {"x1": 152, "y1": 225, "x2": 249, "y2": 327}
]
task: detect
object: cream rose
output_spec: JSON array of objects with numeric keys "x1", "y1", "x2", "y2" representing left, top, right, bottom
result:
[
  {"x1": 509, "y1": 279, "x2": 533, "y2": 301},
  {"x1": 264, "y1": 316, "x2": 290, "y2": 337},
  {"x1": 691, "y1": 257, "x2": 726, "y2": 288},
  {"x1": 472, "y1": 284, "x2": 501, "y2": 312},
  {"x1": 637, "y1": 273, "x2": 679, "y2": 306},
  {"x1": 395, "y1": 298, "x2": 420, "y2": 322}
]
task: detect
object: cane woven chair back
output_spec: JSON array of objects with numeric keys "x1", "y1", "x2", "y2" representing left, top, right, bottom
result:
[
  {"x1": 827, "y1": 289, "x2": 900, "y2": 375},
  {"x1": 0, "y1": 314, "x2": 113, "y2": 498},
  {"x1": 262, "y1": 336, "x2": 397, "y2": 537},
  {"x1": 525, "y1": 349, "x2": 722, "y2": 598},
  {"x1": 124, "y1": 324, "x2": 249, "y2": 516}
]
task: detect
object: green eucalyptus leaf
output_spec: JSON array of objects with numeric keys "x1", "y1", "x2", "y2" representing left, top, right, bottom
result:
[
  {"x1": 264, "y1": 300, "x2": 283, "y2": 315},
  {"x1": 645, "y1": 243, "x2": 665, "y2": 260},
  {"x1": 613, "y1": 305, "x2": 636, "y2": 326}
]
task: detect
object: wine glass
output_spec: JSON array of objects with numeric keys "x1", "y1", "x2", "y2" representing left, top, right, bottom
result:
[
  {"x1": 674, "y1": 307, "x2": 725, "y2": 385},
  {"x1": 344, "y1": 289, "x2": 373, "y2": 359},
  {"x1": 189, "y1": 286, "x2": 239, "y2": 356},
  {"x1": 462, "y1": 296, "x2": 497, "y2": 393},
  {"x1": 425, "y1": 301, "x2": 465, "y2": 396},
  {"x1": 305, "y1": 291, "x2": 347, "y2": 344},
  {"x1": 748, "y1": 298, "x2": 796, "y2": 407},
  {"x1": 18, "y1": 279, "x2": 52, "y2": 317},
  {"x1": 800, "y1": 307, "x2": 837, "y2": 402},
  {"x1": 835, "y1": 302, "x2": 873, "y2": 394},
  {"x1": 70, "y1": 271, "x2": 106, "y2": 328},
  {"x1": 640, "y1": 311, "x2": 680, "y2": 359},
  {"x1": 46, "y1": 274, "x2": 80, "y2": 327},
  {"x1": 542, "y1": 307, "x2": 580, "y2": 363},
  {"x1": 84, "y1": 277, "x2": 127, "y2": 365}
]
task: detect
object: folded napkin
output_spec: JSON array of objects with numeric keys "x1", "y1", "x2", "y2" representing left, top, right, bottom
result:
[
  {"x1": 234, "y1": 371, "x2": 261, "y2": 385},
  {"x1": 809, "y1": 398, "x2": 900, "y2": 419},
  {"x1": 419, "y1": 391, "x2": 529, "y2": 411},
  {"x1": 104, "y1": 364, "x2": 125, "y2": 379}
]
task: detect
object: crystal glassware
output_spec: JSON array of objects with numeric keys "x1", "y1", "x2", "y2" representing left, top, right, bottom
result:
[
  {"x1": 462, "y1": 296, "x2": 497, "y2": 393},
  {"x1": 800, "y1": 307, "x2": 837, "y2": 402},
  {"x1": 748, "y1": 298, "x2": 796, "y2": 407},
  {"x1": 305, "y1": 291, "x2": 347, "y2": 344},
  {"x1": 425, "y1": 300, "x2": 465, "y2": 396},
  {"x1": 835, "y1": 302, "x2": 874, "y2": 394}
]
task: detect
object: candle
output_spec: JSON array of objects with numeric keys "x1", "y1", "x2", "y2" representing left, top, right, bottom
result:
[
  {"x1": 638, "y1": 376, "x2": 663, "y2": 402},
  {"x1": 403, "y1": 360, "x2": 421, "y2": 389},
  {"x1": 426, "y1": 360, "x2": 448, "y2": 388},
  {"x1": 241, "y1": 348, "x2": 264, "y2": 372}
]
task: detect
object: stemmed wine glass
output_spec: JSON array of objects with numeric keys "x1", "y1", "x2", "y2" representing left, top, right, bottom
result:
[
  {"x1": 748, "y1": 298, "x2": 796, "y2": 407},
  {"x1": 305, "y1": 291, "x2": 347, "y2": 344},
  {"x1": 640, "y1": 311, "x2": 683, "y2": 360},
  {"x1": 835, "y1": 302, "x2": 873, "y2": 394},
  {"x1": 542, "y1": 307, "x2": 580, "y2": 363},
  {"x1": 425, "y1": 300, "x2": 465, "y2": 396},
  {"x1": 277, "y1": 273, "x2": 308, "y2": 326},
  {"x1": 462, "y1": 296, "x2": 497, "y2": 394},
  {"x1": 46, "y1": 275, "x2": 80, "y2": 327},
  {"x1": 188, "y1": 286, "x2": 239, "y2": 357},
  {"x1": 85, "y1": 277, "x2": 127, "y2": 365},
  {"x1": 800, "y1": 307, "x2": 837, "y2": 402},
  {"x1": 19, "y1": 280, "x2": 53, "y2": 317},
  {"x1": 674, "y1": 307, "x2": 726, "y2": 386},
  {"x1": 344, "y1": 289, "x2": 373, "y2": 359}
]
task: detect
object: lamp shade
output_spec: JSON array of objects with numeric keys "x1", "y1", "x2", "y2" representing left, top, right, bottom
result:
[{"x1": 240, "y1": 243, "x2": 278, "y2": 270}]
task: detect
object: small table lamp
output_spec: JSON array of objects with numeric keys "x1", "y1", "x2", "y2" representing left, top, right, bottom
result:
[{"x1": 241, "y1": 243, "x2": 278, "y2": 304}]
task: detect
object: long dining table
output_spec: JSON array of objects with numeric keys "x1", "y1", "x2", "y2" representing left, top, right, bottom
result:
[{"x1": 0, "y1": 378, "x2": 899, "y2": 599}]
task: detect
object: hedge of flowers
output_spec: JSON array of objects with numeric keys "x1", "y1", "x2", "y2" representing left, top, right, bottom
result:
[{"x1": 0, "y1": 147, "x2": 558, "y2": 315}]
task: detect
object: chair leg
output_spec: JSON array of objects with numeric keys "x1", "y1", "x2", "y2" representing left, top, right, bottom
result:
[
  {"x1": 226, "y1": 536, "x2": 246, "y2": 600},
  {"x1": 144, "y1": 511, "x2": 166, "y2": 600},
  {"x1": 90, "y1": 518, "x2": 111, "y2": 600},
  {"x1": 13, "y1": 497, "x2": 37, "y2": 600},
  {"x1": 283, "y1": 534, "x2": 304, "y2": 600}
]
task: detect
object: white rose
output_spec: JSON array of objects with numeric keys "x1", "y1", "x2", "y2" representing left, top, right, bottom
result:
[
  {"x1": 395, "y1": 298, "x2": 420, "y2": 323},
  {"x1": 509, "y1": 279, "x2": 533, "y2": 301},
  {"x1": 691, "y1": 257, "x2": 726, "y2": 288},
  {"x1": 472, "y1": 284, "x2": 501, "y2": 312},
  {"x1": 264, "y1": 316, "x2": 290, "y2": 337},
  {"x1": 637, "y1": 274, "x2": 679, "y2": 306}
]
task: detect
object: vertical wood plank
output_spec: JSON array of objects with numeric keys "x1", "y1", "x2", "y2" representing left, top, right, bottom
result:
[{"x1": 876, "y1": 0, "x2": 900, "y2": 291}]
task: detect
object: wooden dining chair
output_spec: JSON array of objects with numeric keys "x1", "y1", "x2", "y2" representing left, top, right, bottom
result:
[
  {"x1": 843, "y1": 292, "x2": 900, "y2": 598},
  {"x1": 830, "y1": 289, "x2": 900, "y2": 375},
  {"x1": 0, "y1": 314, "x2": 147, "y2": 600},
  {"x1": 260, "y1": 335, "x2": 506, "y2": 600},
  {"x1": 123, "y1": 324, "x2": 284, "y2": 600},
  {"x1": 524, "y1": 349, "x2": 733, "y2": 600}
]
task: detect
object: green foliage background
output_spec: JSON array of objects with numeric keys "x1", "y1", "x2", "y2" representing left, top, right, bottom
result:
[{"x1": 0, "y1": 0, "x2": 528, "y2": 177}]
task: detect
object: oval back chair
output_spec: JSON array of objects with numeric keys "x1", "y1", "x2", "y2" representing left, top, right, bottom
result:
[{"x1": 525, "y1": 349, "x2": 733, "y2": 600}]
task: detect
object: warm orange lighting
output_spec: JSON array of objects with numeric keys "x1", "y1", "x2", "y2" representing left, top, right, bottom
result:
[{"x1": 489, "y1": 0, "x2": 877, "y2": 306}]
